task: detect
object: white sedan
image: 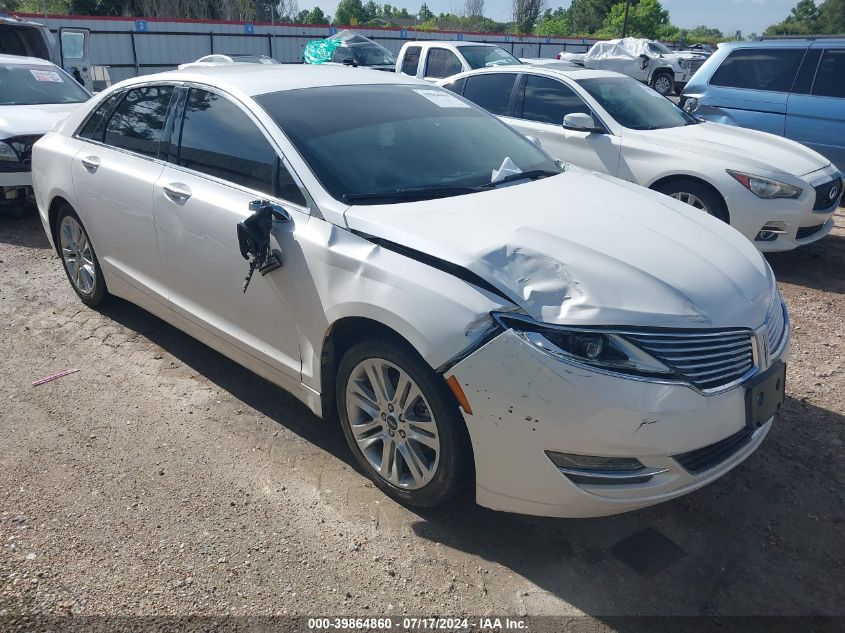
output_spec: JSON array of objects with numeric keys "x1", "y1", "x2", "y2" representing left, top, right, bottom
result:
[
  {"x1": 439, "y1": 66, "x2": 843, "y2": 251},
  {"x1": 33, "y1": 65, "x2": 787, "y2": 518}
]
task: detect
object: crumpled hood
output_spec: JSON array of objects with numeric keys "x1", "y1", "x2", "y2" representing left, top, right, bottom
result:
[
  {"x1": 640, "y1": 121, "x2": 830, "y2": 177},
  {"x1": 344, "y1": 169, "x2": 775, "y2": 329},
  {"x1": 0, "y1": 103, "x2": 82, "y2": 138}
]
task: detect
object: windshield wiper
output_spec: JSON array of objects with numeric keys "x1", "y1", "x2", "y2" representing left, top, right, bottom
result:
[
  {"x1": 483, "y1": 169, "x2": 561, "y2": 188},
  {"x1": 343, "y1": 186, "x2": 483, "y2": 204}
]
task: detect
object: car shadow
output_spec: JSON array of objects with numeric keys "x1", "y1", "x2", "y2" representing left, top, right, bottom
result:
[
  {"x1": 98, "y1": 295, "x2": 842, "y2": 618},
  {"x1": 0, "y1": 208, "x2": 51, "y2": 250}
]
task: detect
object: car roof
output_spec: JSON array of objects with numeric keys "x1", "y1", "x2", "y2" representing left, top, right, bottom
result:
[
  {"x1": 0, "y1": 53, "x2": 55, "y2": 66},
  {"x1": 411, "y1": 41, "x2": 503, "y2": 48},
  {"x1": 719, "y1": 36, "x2": 845, "y2": 49},
  {"x1": 455, "y1": 65, "x2": 629, "y2": 81},
  {"x1": 119, "y1": 63, "x2": 426, "y2": 96}
]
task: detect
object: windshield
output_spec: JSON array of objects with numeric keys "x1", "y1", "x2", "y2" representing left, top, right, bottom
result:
[
  {"x1": 648, "y1": 42, "x2": 672, "y2": 55},
  {"x1": 0, "y1": 64, "x2": 89, "y2": 106},
  {"x1": 352, "y1": 44, "x2": 396, "y2": 66},
  {"x1": 256, "y1": 84, "x2": 559, "y2": 203},
  {"x1": 461, "y1": 46, "x2": 521, "y2": 69},
  {"x1": 576, "y1": 76, "x2": 697, "y2": 130}
]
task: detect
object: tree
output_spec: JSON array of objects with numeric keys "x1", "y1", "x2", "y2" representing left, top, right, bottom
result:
[
  {"x1": 333, "y1": 0, "x2": 364, "y2": 24},
  {"x1": 536, "y1": 7, "x2": 569, "y2": 36},
  {"x1": 306, "y1": 6, "x2": 329, "y2": 22},
  {"x1": 764, "y1": 0, "x2": 820, "y2": 35},
  {"x1": 566, "y1": 0, "x2": 615, "y2": 35},
  {"x1": 598, "y1": 0, "x2": 677, "y2": 39},
  {"x1": 418, "y1": 2, "x2": 434, "y2": 20},
  {"x1": 818, "y1": 0, "x2": 845, "y2": 32},
  {"x1": 512, "y1": 0, "x2": 545, "y2": 33},
  {"x1": 684, "y1": 24, "x2": 723, "y2": 43}
]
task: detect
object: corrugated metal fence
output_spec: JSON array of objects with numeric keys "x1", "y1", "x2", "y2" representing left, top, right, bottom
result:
[{"x1": 18, "y1": 12, "x2": 605, "y2": 83}]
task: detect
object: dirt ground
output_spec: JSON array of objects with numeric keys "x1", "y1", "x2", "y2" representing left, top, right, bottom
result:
[{"x1": 1, "y1": 208, "x2": 843, "y2": 629}]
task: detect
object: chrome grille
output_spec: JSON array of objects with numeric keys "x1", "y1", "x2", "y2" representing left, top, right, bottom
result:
[
  {"x1": 813, "y1": 176, "x2": 842, "y2": 211},
  {"x1": 623, "y1": 329, "x2": 753, "y2": 391},
  {"x1": 687, "y1": 59, "x2": 705, "y2": 75}
]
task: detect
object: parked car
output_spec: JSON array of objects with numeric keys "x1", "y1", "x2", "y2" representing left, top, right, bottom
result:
[
  {"x1": 396, "y1": 41, "x2": 520, "y2": 81},
  {"x1": 178, "y1": 54, "x2": 280, "y2": 70},
  {"x1": 304, "y1": 30, "x2": 395, "y2": 71},
  {"x1": 33, "y1": 64, "x2": 788, "y2": 518},
  {"x1": 1, "y1": 54, "x2": 90, "y2": 211},
  {"x1": 441, "y1": 66, "x2": 842, "y2": 251},
  {"x1": 557, "y1": 38, "x2": 707, "y2": 95},
  {"x1": 682, "y1": 37, "x2": 845, "y2": 177},
  {"x1": 0, "y1": 16, "x2": 91, "y2": 86}
]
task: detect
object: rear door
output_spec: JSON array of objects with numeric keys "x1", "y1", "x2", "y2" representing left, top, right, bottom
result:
[
  {"x1": 153, "y1": 86, "x2": 305, "y2": 381},
  {"x1": 59, "y1": 28, "x2": 90, "y2": 88},
  {"x1": 702, "y1": 46, "x2": 806, "y2": 136},
  {"x1": 786, "y1": 46, "x2": 845, "y2": 174},
  {"x1": 71, "y1": 85, "x2": 174, "y2": 305}
]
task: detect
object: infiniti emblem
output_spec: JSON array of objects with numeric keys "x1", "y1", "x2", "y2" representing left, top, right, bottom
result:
[{"x1": 829, "y1": 186, "x2": 840, "y2": 202}]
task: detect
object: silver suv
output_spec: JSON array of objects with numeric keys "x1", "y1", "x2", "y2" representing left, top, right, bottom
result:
[{"x1": 682, "y1": 37, "x2": 845, "y2": 176}]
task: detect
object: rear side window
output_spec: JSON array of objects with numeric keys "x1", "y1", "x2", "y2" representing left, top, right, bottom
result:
[
  {"x1": 812, "y1": 49, "x2": 845, "y2": 99},
  {"x1": 103, "y1": 85, "x2": 173, "y2": 158},
  {"x1": 425, "y1": 48, "x2": 462, "y2": 79},
  {"x1": 710, "y1": 48, "x2": 804, "y2": 93},
  {"x1": 441, "y1": 77, "x2": 466, "y2": 95},
  {"x1": 521, "y1": 75, "x2": 590, "y2": 124},
  {"x1": 401, "y1": 46, "x2": 421, "y2": 75},
  {"x1": 331, "y1": 47, "x2": 352, "y2": 63},
  {"x1": 177, "y1": 89, "x2": 305, "y2": 205},
  {"x1": 463, "y1": 73, "x2": 517, "y2": 116},
  {"x1": 78, "y1": 92, "x2": 123, "y2": 141}
]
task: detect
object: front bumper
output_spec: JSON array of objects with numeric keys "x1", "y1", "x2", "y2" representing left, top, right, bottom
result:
[
  {"x1": 0, "y1": 171, "x2": 34, "y2": 208},
  {"x1": 722, "y1": 165, "x2": 841, "y2": 252},
  {"x1": 447, "y1": 328, "x2": 787, "y2": 518}
]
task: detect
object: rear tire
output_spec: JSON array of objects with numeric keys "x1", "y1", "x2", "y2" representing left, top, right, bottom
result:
[
  {"x1": 654, "y1": 178, "x2": 729, "y2": 223},
  {"x1": 336, "y1": 338, "x2": 470, "y2": 508},
  {"x1": 56, "y1": 204, "x2": 109, "y2": 307}
]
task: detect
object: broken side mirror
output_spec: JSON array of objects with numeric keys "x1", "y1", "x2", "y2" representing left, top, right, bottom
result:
[{"x1": 237, "y1": 200, "x2": 291, "y2": 293}]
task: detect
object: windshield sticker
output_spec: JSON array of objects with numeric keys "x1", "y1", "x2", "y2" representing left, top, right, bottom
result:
[
  {"x1": 30, "y1": 69, "x2": 64, "y2": 83},
  {"x1": 412, "y1": 89, "x2": 470, "y2": 108}
]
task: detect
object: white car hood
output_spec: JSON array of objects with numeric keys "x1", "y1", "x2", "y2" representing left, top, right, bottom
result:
[
  {"x1": 0, "y1": 103, "x2": 82, "y2": 138},
  {"x1": 344, "y1": 170, "x2": 774, "y2": 329},
  {"x1": 639, "y1": 121, "x2": 830, "y2": 177}
]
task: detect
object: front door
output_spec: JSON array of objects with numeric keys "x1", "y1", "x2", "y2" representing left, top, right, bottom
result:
[
  {"x1": 154, "y1": 87, "x2": 305, "y2": 381},
  {"x1": 59, "y1": 28, "x2": 90, "y2": 88}
]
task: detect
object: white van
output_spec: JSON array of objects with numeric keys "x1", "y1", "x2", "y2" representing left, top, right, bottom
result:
[{"x1": 0, "y1": 16, "x2": 91, "y2": 87}]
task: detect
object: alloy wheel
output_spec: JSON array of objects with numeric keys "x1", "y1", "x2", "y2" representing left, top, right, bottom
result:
[
  {"x1": 670, "y1": 191, "x2": 711, "y2": 213},
  {"x1": 653, "y1": 75, "x2": 673, "y2": 95},
  {"x1": 59, "y1": 215, "x2": 96, "y2": 295},
  {"x1": 345, "y1": 358, "x2": 440, "y2": 490}
]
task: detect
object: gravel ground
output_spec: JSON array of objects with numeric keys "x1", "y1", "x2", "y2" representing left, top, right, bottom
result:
[{"x1": 1, "y1": 208, "x2": 843, "y2": 629}]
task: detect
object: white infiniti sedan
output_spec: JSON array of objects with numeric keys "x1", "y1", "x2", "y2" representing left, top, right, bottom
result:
[
  {"x1": 439, "y1": 66, "x2": 843, "y2": 252},
  {"x1": 33, "y1": 65, "x2": 788, "y2": 518}
]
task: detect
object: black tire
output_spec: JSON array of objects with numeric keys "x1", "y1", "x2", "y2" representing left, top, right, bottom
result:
[
  {"x1": 651, "y1": 70, "x2": 674, "y2": 96},
  {"x1": 654, "y1": 178, "x2": 729, "y2": 223},
  {"x1": 55, "y1": 204, "x2": 109, "y2": 307},
  {"x1": 336, "y1": 338, "x2": 471, "y2": 508}
]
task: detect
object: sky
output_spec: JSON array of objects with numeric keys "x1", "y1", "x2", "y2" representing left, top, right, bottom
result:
[{"x1": 297, "y1": 0, "x2": 798, "y2": 37}]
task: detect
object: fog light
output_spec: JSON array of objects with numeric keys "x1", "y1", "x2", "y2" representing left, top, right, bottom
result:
[
  {"x1": 755, "y1": 221, "x2": 788, "y2": 242},
  {"x1": 545, "y1": 451, "x2": 669, "y2": 486}
]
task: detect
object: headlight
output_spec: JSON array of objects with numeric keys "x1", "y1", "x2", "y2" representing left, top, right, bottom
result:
[
  {"x1": 679, "y1": 59, "x2": 689, "y2": 69},
  {"x1": 727, "y1": 170, "x2": 802, "y2": 200},
  {"x1": 492, "y1": 312, "x2": 671, "y2": 376},
  {"x1": 0, "y1": 141, "x2": 19, "y2": 163},
  {"x1": 682, "y1": 97, "x2": 699, "y2": 113}
]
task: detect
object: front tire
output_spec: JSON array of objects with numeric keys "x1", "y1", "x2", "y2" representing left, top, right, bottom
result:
[
  {"x1": 56, "y1": 204, "x2": 108, "y2": 307},
  {"x1": 654, "y1": 178, "x2": 729, "y2": 223},
  {"x1": 336, "y1": 339, "x2": 470, "y2": 508},
  {"x1": 651, "y1": 71, "x2": 674, "y2": 96}
]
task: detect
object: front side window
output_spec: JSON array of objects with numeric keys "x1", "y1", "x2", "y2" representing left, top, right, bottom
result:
[
  {"x1": 460, "y1": 46, "x2": 521, "y2": 69},
  {"x1": 351, "y1": 44, "x2": 395, "y2": 66},
  {"x1": 710, "y1": 48, "x2": 804, "y2": 93},
  {"x1": 177, "y1": 89, "x2": 305, "y2": 205},
  {"x1": 103, "y1": 85, "x2": 173, "y2": 158},
  {"x1": 577, "y1": 76, "x2": 696, "y2": 130},
  {"x1": 0, "y1": 62, "x2": 89, "y2": 105},
  {"x1": 463, "y1": 73, "x2": 517, "y2": 116},
  {"x1": 812, "y1": 49, "x2": 845, "y2": 99},
  {"x1": 77, "y1": 91, "x2": 123, "y2": 141},
  {"x1": 425, "y1": 48, "x2": 463, "y2": 79},
  {"x1": 521, "y1": 75, "x2": 590, "y2": 124},
  {"x1": 256, "y1": 84, "x2": 560, "y2": 203},
  {"x1": 332, "y1": 47, "x2": 353, "y2": 63},
  {"x1": 401, "y1": 46, "x2": 421, "y2": 75}
]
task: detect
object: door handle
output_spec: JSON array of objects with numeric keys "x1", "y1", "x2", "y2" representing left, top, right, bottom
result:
[
  {"x1": 80, "y1": 156, "x2": 100, "y2": 172},
  {"x1": 163, "y1": 182, "x2": 192, "y2": 202}
]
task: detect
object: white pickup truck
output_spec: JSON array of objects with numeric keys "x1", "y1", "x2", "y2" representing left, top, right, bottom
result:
[{"x1": 395, "y1": 40, "x2": 522, "y2": 81}]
